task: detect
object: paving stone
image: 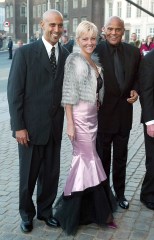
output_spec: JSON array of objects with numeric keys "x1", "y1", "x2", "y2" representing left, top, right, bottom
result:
[
  {"x1": 96, "y1": 229, "x2": 113, "y2": 240},
  {"x1": 0, "y1": 69, "x2": 154, "y2": 239},
  {"x1": 129, "y1": 230, "x2": 148, "y2": 240}
]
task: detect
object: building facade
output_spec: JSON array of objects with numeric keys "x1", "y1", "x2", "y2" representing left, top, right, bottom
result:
[
  {"x1": 0, "y1": 1, "x2": 5, "y2": 33},
  {"x1": 5, "y1": 0, "x2": 105, "y2": 43},
  {"x1": 105, "y1": 0, "x2": 154, "y2": 42}
]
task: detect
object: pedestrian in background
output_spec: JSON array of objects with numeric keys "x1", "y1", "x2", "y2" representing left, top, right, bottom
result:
[
  {"x1": 95, "y1": 16, "x2": 141, "y2": 210},
  {"x1": 17, "y1": 39, "x2": 24, "y2": 48},
  {"x1": 8, "y1": 37, "x2": 13, "y2": 59},
  {"x1": 97, "y1": 32, "x2": 106, "y2": 44},
  {"x1": 140, "y1": 35, "x2": 154, "y2": 57},
  {"x1": 61, "y1": 34, "x2": 74, "y2": 53},
  {"x1": 0, "y1": 33, "x2": 3, "y2": 50},
  {"x1": 54, "y1": 20, "x2": 117, "y2": 236},
  {"x1": 139, "y1": 49, "x2": 154, "y2": 210},
  {"x1": 129, "y1": 32, "x2": 141, "y2": 48},
  {"x1": 7, "y1": 9, "x2": 69, "y2": 234}
]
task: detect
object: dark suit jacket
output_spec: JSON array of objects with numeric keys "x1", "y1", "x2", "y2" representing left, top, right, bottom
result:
[
  {"x1": 7, "y1": 39, "x2": 69, "y2": 144},
  {"x1": 95, "y1": 41, "x2": 141, "y2": 134},
  {"x1": 139, "y1": 49, "x2": 154, "y2": 123}
]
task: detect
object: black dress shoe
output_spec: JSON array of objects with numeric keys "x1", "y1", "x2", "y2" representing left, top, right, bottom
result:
[
  {"x1": 20, "y1": 220, "x2": 33, "y2": 233},
  {"x1": 118, "y1": 197, "x2": 129, "y2": 209},
  {"x1": 37, "y1": 216, "x2": 60, "y2": 227},
  {"x1": 140, "y1": 198, "x2": 154, "y2": 210}
]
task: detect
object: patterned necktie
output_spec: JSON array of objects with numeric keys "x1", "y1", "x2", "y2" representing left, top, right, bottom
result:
[
  {"x1": 113, "y1": 47, "x2": 125, "y2": 91},
  {"x1": 50, "y1": 47, "x2": 57, "y2": 76}
]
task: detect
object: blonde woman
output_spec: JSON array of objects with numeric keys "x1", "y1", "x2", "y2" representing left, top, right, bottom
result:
[{"x1": 54, "y1": 21, "x2": 117, "y2": 235}]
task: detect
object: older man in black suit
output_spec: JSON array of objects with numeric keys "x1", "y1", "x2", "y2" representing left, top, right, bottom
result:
[
  {"x1": 7, "y1": 9, "x2": 69, "y2": 233},
  {"x1": 95, "y1": 16, "x2": 140, "y2": 209},
  {"x1": 139, "y1": 49, "x2": 154, "y2": 210}
]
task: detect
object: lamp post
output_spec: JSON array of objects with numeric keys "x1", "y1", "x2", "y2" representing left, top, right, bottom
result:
[{"x1": 27, "y1": 0, "x2": 30, "y2": 43}]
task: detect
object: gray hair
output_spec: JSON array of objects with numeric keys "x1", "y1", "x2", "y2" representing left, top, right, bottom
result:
[{"x1": 104, "y1": 16, "x2": 124, "y2": 28}]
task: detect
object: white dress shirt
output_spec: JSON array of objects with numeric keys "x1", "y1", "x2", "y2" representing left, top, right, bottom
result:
[{"x1": 42, "y1": 36, "x2": 59, "y2": 63}]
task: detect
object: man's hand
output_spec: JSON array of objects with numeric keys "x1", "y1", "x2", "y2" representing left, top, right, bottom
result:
[
  {"x1": 16, "y1": 129, "x2": 30, "y2": 147},
  {"x1": 127, "y1": 90, "x2": 138, "y2": 104},
  {"x1": 147, "y1": 124, "x2": 154, "y2": 137}
]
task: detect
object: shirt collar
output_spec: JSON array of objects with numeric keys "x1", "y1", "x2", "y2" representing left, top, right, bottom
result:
[
  {"x1": 106, "y1": 40, "x2": 123, "y2": 55},
  {"x1": 42, "y1": 36, "x2": 59, "y2": 58}
]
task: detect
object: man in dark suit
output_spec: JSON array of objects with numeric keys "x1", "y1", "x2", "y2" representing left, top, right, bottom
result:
[
  {"x1": 8, "y1": 36, "x2": 13, "y2": 59},
  {"x1": 139, "y1": 49, "x2": 154, "y2": 210},
  {"x1": 95, "y1": 16, "x2": 140, "y2": 209},
  {"x1": 7, "y1": 9, "x2": 69, "y2": 233}
]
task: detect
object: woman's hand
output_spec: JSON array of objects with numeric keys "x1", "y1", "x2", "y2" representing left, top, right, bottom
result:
[{"x1": 67, "y1": 123, "x2": 75, "y2": 141}]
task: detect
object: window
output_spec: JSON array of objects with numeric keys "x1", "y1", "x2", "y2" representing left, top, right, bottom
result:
[
  {"x1": 0, "y1": 23, "x2": 2, "y2": 30},
  {"x1": 42, "y1": 4, "x2": 46, "y2": 14},
  {"x1": 21, "y1": 24, "x2": 27, "y2": 33},
  {"x1": 55, "y1": 0, "x2": 60, "y2": 11},
  {"x1": 73, "y1": 0, "x2": 78, "y2": 9},
  {"x1": 64, "y1": 0, "x2": 68, "y2": 14},
  {"x1": 38, "y1": 24, "x2": 41, "y2": 33},
  {"x1": 136, "y1": 0, "x2": 142, "y2": 17},
  {"x1": 63, "y1": 20, "x2": 69, "y2": 32},
  {"x1": 82, "y1": 0, "x2": 87, "y2": 8},
  {"x1": 81, "y1": 17, "x2": 87, "y2": 21},
  {"x1": 125, "y1": 30, "x2": 130, "y2": 43},
  {"x1": 149, "y1": 27, "x2": 154, "y2": 35},
  {"x1": 117, "y1": 2, "x2": 122, "y2": 17},
  {"x1": 10, "y1": 5, "x2": 13, "y2": 18},
  {"x1": 33, "y1": 6, "x2": 36, "y2": 18},
  {"x1": 126, "y1": 3, "x2": 131, "y2": 18},
  {"x1": 20, "y1": 4, "x2": 27, "y2": 17},
  {"x1": 37, "y1": 5, "x2": 41, "y2": 17},
  {"x1": 151, "y1": 1, "x2": 154, "y2": 13},
  {"x1": 6, "y1": 5, "x2": 9, "y2": 18},
  {"x1": 73, "y1": 18, "x2": 78, "y2": 33},
  {"x1": 136, "y1": 29, "x2": 140, "y2": 40},
  {"x1": 109, "y1": 2, "x2": 113, "y2": 17},
  {"x1": 33, "y1": 24, "x2": 37, "y2": 34}
]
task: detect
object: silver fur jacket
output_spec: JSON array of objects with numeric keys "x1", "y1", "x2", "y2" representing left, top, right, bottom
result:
[{"x1": 61, "y1": 52, "x2": 104, "y2": 106}]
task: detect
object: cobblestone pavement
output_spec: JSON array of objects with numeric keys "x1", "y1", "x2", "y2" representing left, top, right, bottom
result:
[{"x1": 0, "y1": 64, "x2": 154, "y2": 240}]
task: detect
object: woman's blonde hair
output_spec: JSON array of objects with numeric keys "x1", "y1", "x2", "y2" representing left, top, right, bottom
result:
[{"x1": 76, "y1": 20, "x2": 98, "y2": 40}]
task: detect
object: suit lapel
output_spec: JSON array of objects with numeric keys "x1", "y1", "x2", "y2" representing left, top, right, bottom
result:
[
  {"x1": 34, "y1": 39, "x2": 54, "y2": 76},
  {"x1": 55, "y1": 43, "x2": 64, "y2": 78},
  {"x1": 102, "y1": 42, "x2": 121, "y2": 94},
  {"x1": 123, "y1": 43, "x2": 132, "y2": 89}
]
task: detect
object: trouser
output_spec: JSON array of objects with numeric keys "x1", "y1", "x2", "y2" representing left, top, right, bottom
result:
[
  {"x1": 8, "y1": 48, "x2": 12, "y2": 59},
  {"x1": 96, "y1": 131, "x2": 130, "y2": 199},
  {"x1": 140, "y1": 124, "x2": 154, "y2": 202},
  {"x1": 18, "y1": 134, "x2": 61, "y2": 222}
]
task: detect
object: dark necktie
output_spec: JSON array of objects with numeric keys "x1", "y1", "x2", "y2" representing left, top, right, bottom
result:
[
  {"x1": 113, "y1": 47, "x2": 125, "y2": 91},
  {"x1": 50, "y1": 47, "x2": 57, "y2": 76}
]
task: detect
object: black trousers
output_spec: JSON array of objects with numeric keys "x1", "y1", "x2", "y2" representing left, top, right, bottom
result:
[
  {"x1": 96, "y1": 131, "x2": 130, "y2": 199},
  {"x1": 140, "y1": 125, "x2": 154, "y2": 202},
  {"x1": 8, "y1": 48, "x2": 12, "y2": 59},
  {"x1": 18, "y1": 133, "x2": 61, "y2": 222}
]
